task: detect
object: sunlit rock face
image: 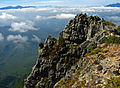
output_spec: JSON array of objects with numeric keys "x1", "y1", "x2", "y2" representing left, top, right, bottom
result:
[{"x1": 24, "y1": 13, "x2": 118, "y2": 88}]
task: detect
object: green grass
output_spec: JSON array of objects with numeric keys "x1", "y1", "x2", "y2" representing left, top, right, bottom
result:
[
  {"x1": 104, "y1": 36, "x2": 120, "y2": 44},
  {"x1": 104, "y1": 77, "x2": 120, "y2": 88}
]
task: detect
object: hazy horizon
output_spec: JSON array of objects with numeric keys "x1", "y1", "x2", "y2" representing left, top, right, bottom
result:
[{"x1": 0, "y1": 0, "x2": 120, "y2": 7}]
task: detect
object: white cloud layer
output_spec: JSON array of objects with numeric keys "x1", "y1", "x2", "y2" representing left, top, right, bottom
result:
[
  {"x1": 9, "y1": 21, "x2": 38, "y2": 32},
  {"x1": 7, "y1": 35, "x2": 28, "y2": 43},
  {"x1": 0, "y1": 7, "x2": 54, "y2": 12},
  {"x1": 0, "y1": 13, "x2": 16, "y2": 20},
  {"x1": 1, "y1": 6, "x2": 120, "y2": 13},
  {"x1": 56, "y1": 13, "x2": 76, "y2": 19},
  {"x1": 32, "y1": 35, "x2": 41, "y2": 43},
  {"x1": 0, "y1": 6, "x2": 120, "y2": 26},
  {"x1": 36, "y1": 13, "x2": 76, "y2": 20},
  {"x1": 0, "y1": 33, "x2": 4, "y2": 41}
]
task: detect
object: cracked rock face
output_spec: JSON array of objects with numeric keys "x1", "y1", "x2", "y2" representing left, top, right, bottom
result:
[{"x1": 24, "y1": 14, "x2": 114, "y2": 88}]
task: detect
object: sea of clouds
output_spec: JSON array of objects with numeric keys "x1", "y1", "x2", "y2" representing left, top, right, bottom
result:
[{"x1": 0, "y1": 6, "x2": 120, "y2": 45}]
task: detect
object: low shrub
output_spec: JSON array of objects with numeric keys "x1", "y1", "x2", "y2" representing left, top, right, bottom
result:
[
  {"x1": 116, "y1": 26, "x2": 120, "y2": 33},
  {"x1": 104, "y1": 77, "x2": 120, "y2": 87},
  {"x1": 85, "y1": 47, "x2": 101, "y2": 56},
  {"x1": 50, "y1": 43, "x2": 58, "y2": 58},
  {"x1": 104, "y1": 36, "x2": 120, "y2": 44},
  {"x1": 104, "y1": 21, "x2": 116, "y2": 27},
  {"x1": 58, "y1": 37, "x2": 65, "y2": 46},
  {"x1": 91, "y1": 48, "x2": 102, "y2": 54}
]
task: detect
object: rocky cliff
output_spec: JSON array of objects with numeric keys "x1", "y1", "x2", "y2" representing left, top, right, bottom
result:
[{"x1": 24, "y1": 14, "x2": 120, "y2": 88}]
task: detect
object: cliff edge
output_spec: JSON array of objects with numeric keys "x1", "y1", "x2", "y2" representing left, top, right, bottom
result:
[{"x1": 24, "y1": 14, "x2": 120, "y2": 88}]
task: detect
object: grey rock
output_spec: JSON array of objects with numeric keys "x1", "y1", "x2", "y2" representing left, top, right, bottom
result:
[{"x1": 24, "y1": 13, "x2": 115, "y2": 88}]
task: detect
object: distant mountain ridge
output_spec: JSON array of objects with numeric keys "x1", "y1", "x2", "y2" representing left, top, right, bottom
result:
[
  {"x1": 0, "y1": 5, "x2": 36, "y2": 10},
  {"x1": 106, "y1": 3, "x2": 120, "y2": 7},
  {"x1": 0, "y1": 5, "x2": 69, "y2": 10}
]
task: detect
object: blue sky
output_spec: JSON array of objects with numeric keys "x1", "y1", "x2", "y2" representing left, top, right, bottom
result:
[{"x1": 0, "y1": 0, "x2": 120, "y2": 6}]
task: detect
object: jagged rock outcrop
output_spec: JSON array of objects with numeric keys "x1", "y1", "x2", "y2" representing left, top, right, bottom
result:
[
  {"x1": 54, "y1": 43, "x2": 120, "y2": 88},
  {"x1": 24, "y1": 13, "x2": 117, "y2": 88}
]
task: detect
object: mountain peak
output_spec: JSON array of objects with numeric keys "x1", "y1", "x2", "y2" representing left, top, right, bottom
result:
[
  {"x1": 0, "y1": 5, "x2": 36, "y2": 10},
  {"x1": 24, "y1": 13, "x2": 120, "y2": 88},
  {"x1": 106, "y1": 3, "x2": 120, "y2": 7},
  {"x1": 60, "y1": 13, "x2": 105, "y2": 44}
]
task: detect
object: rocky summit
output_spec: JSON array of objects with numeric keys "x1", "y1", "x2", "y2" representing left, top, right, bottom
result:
[{"x1": 24, "y1": 13, "x2": 120, "y2": 88}]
